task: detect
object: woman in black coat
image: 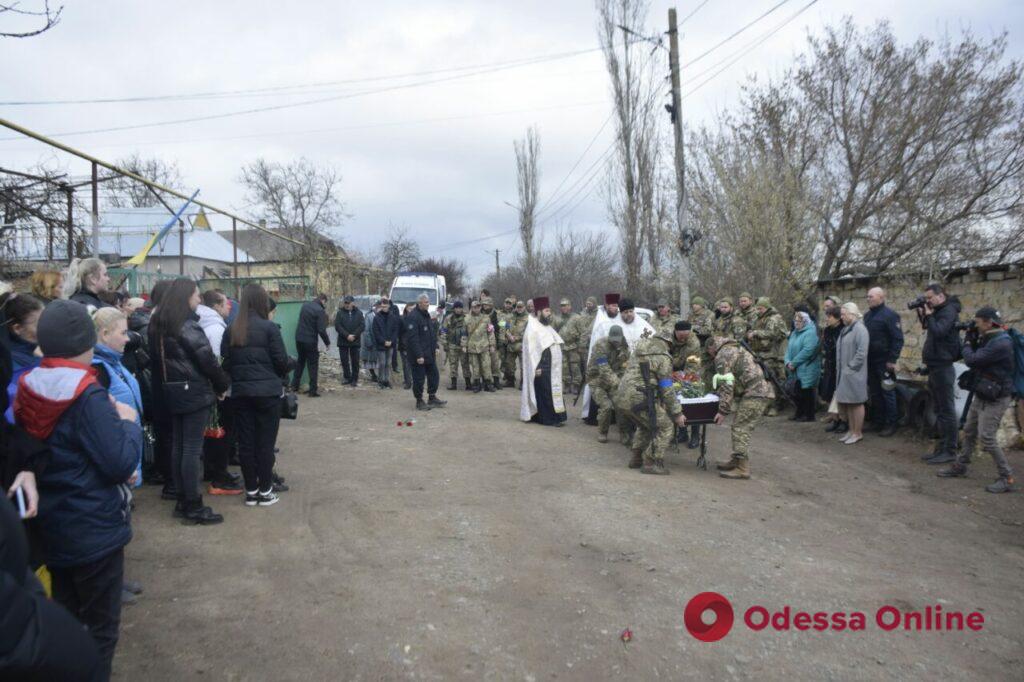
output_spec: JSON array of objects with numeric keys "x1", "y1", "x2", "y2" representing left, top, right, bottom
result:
[
  {"x1": 819, "y1": 307, "x2": 846, "y2": 432},
  {"x1": 150, "y1": 278, "x2": 230, "y2": 524},
  {"x1": 221, "y1": 284, "x2": 291, "y2": 507}
]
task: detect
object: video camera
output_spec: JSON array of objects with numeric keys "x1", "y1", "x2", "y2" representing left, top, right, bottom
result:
[
  {"x1": 907, "y1": 296, "x2": 927, "y2": 310},
  {"x1": 954, "y1": 321, "x2": 977, "y2": 332}
]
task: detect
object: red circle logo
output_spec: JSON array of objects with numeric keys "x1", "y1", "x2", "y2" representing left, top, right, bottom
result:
[{"x1": 684, "y1": 592, "x2": 734, "y2": 642}]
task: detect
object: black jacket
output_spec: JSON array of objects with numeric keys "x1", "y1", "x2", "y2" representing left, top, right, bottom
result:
[
  {"x1": 334, "y1": 307, "x2": 365, "y2": 347},
  {"x1": 371, "y1": 308, "x2": 401, "y2": 351},
  {"x1": 922, "y1": 296, "x2": 962, "y2": 366},
  {"x1": 150, "y1": 314, "x2": 230, "y2": 413},
  {"x1": 863, "y1": 303, "x2": 904, "y2": 365},
  {"x1": 222, "y1": 314, "x2": 292, "y2": 397},
  {"x1": 0, "y1": 498, "x2": 102, "y2": 681},
  {"x1": 295, "y1": 300, "x2": 330, "y2": 347},
  {"x1": 404, "y1": 307, "x2": 437, "y2": 363},
  {"x1": 962, "y1": 329, "x2": 1015, "y2": 400},
  {"x1": 69, "y1": 290, "x2": 111, "y2": 310}
]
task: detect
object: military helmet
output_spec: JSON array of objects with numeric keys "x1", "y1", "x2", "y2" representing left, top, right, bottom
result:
[
  {"x1": 755, "y1": 296, "x2": 772, "y2": 308},
  {"x1": 692, "y1": 296, "x2": 707, "y2": 307}
]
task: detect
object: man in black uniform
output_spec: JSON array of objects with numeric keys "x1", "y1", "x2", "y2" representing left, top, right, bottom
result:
[
  {"x1": 292, "y1": 292, "x2": 330, "y2": 397},
  {"x1": 406, "y1": 294, "x2": 448, "y2": 411}
]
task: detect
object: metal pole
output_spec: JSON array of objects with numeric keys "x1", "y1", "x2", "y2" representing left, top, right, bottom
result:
[
  {"x1": 178, "y1": 219, "x2": 185, "y2": 275},
  {"x1": 232, "y1": 216, "x2": 238, "y2": 279},
  {"x1": 668, "y1": 8, "x2": 691, "y2": 314},
  {"x1": 65, "y1": 186, "x2": 74, "y2": 261},
  {"x1": 91, "y1": 161, "x2": 99, "y2": 256}
]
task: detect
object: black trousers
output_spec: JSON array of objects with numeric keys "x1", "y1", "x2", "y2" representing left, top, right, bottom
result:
[
  {"x1": 172, "y1": 408, "x2": 208, "y2": 503},
  {"x1": 928, "y1": 363, "x2": 958, "y2": 454},
  {"x1": 339, "y1": 345, "x2": 360, "y2": 381},
  {"x1": 203, "y1": 398, "x2": 234, "y2": 482},
  {"x1": 233, "y1": 395, "x2": 281, "y2": 493},
  {"x1": 50, "y1": 547, "x2": 124, "y2": 682},
  {"x1": 292, "y1": 341, "x2": 320, "y2": 393},
  {"x1": 411, "y1": 356, "x2": 440, "y2": 400},
  {"x1": 867, "y1": 359, "x2": 898, "y2": 426},
  {"x1": 796, "y1": 386, "x2": 816, "y2": 419}
]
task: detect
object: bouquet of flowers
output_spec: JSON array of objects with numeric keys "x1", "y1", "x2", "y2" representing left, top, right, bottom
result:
[{"x1": 671, "y1": 371, "x2": 706, "y2": 399}]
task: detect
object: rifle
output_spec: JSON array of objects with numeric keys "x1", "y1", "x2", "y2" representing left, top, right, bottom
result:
[
  {"x1": 738, "y1": 339, "x2": 796, "y2": 408},
  {"x1": 638, "y1": 360, "x2": 658, "y2": 459}
]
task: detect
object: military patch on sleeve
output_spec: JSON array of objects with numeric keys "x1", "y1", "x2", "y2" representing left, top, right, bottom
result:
[
  {"x1": 595, "y1": 357, "x2": 608, "y2": 365},
  {"x1": 658, "y1": 378, "x2": 673, "y2": 389}
]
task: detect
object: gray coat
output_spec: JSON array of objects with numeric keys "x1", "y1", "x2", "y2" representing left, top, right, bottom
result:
[{"x1": 835, "y1": 319, "x2": 869, "y2": 404}]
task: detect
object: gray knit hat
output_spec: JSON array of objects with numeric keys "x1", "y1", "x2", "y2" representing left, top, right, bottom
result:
[{"x1": 37, "y1": 300, "x2": 97, "y2": 358}]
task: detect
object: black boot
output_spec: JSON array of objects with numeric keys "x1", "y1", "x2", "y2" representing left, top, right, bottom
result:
[
  {"x1": 182, "y1": 497, "x2": 223, "y2": 525},
  {"x1": 449, "y1": 376, "x2": 458, "y2": 390},
  {"x1": 473, "y1": 379, "x2": 483, "y2": 394},
  {"x1": 674, "y1": 426, "x2": 689, "y2": 444},
  {"x1": 484, "y1": 380, "x2": 496, "y2": 393},
  {"x1": 504, "y1": 376, "x2": 515, "y2": 388},
  {"x1": 416, "y1": 398, "x2": 432, "y2": 411},
  {"x1": 687, "y1": 428, "x2": 701, "y2": 449},
  {"x1": 492, "y1": 376, "x2": 503, "y2": 390},
  {"x1": 428, "y1": 395, "x2": 447, "y2": 408}
]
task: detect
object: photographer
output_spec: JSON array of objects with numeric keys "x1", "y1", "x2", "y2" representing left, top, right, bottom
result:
[
  {"x1": 915, "y1": 283, "x2": 962, "y2": 465},
  {"x1": 937, "y1": 308, "x2": 1016, "y2": 493}
]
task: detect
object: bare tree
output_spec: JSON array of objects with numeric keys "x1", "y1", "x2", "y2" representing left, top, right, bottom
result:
[
  {"x1": 514, "y1": 126, "x2": 541, "y2": 278},
  {"x1": 0, "y1": 1, "x2": 62, "y2": 38},
  {"x1": 414, "y1": 256, "x2": 468, "y2": 296},
  {"x1": 597, "y1": 0, "x2": 665, "y2": 294},
  {"x1": 107, "y1": 154, "x2": 184, "y2": 208},
  {"x1": 376, "y1": 224, "x2": 421, "y2": 277},
  {"x1": 1, "y1": 163, "x2": 86, "y2": 270}
]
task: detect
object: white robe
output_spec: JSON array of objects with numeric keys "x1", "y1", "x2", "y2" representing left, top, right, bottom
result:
[
  {"x1": 581, "y1": 306, "x2": 654, "y2": 417},
  {"x1": 520, "y1": 315, "x2": 565, "y2": 422}
]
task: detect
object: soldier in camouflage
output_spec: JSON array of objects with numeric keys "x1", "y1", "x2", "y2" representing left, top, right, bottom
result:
[
  {"x1": 481, "y1": 296, "x2": 503, "y2": 391},
  {"x1": 614, "y1": 330, "x2": 688, "y2": 475},
  {"x1": 464, "y1": 300, "x2": 497, "y2": 393},
  {"x1": 669, "y1": 321, "x2": 702, "y2": 372},
  {"x1": 569, "y1": 296, "x2": 598, "y2": 386},
  {"x1": 737, "y1": 292, "x2": 758, "y2": 328},
  {"x1": 713, "y1": 297, "x2": 749, "y2": 341},
  {"x1": 650, "y1": 301, "x2": 679, "y2": 337},
  {"x1": 745, "y1": 296, "x2": 788, "y2": 416},
  {"x1": 496, "y1": 297, "x2": 514, "y2": 386},
  {"x1": 707, "y1": 335, "x2": 775, "y2": 480},
  {"x1": 587, "y1": 324, "x2": 630, "y2": 444},
  {"x1": 503, "y1": 300, "x2": 529, "y2": 387},
  {"x1": 553, "y1": 298, "x2": 581, "y2": 394},
  {"x1": 689, "y1": 296, "x2": 715, "y2": 344},
  {"x1": 443, "y1": 301, "x2": 470, "y2": 390}
]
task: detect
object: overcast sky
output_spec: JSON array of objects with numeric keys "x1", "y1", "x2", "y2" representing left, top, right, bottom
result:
[{"x1": 2, "y1": 0, "x2": 1021, "y2": 280}]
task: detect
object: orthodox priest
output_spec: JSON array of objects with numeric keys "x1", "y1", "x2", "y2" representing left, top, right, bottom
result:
[
  {"x1": 520, "y1": 297, "x2": 567, "y2": 426},
  {"x1": 581, "y1": 295, "x2": 655, "y2": 420}
]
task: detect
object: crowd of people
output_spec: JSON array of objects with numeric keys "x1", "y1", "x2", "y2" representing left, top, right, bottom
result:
[
  {"x1": 1, "y1": 257, "x2": 1020, "y2": 680},
  {"x1": 1, "y1": 258, "x2": 298, "y2": 679}
]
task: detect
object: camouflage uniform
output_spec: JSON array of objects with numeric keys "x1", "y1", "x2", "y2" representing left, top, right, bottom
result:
[
  {"x1": 712, "y1": 307, "x2": 748, "y2": 341},
  {"x1": 481, "y1": 298, "x2": 502, "y2": 388},
  {"x1": 443, "y1": 309, "x2": 470, "y2": 388},
  {"x1": 747, "y1": 299, "x2": 788, "y2": 414},
  {"x1": 669, "y1": 332, "x2": 702, "y2": 372},
  {"x1": 575, "y1": 305, "x2": 598, "y2": 356},
  {"x1": 688, "y1": 299, "x2": 716, "y2": 343},
  {"x1": 496, "y1": 300, "x2": 514, "y2": 384},
  {"x1": 503, "y1": 309, "x2": 529, "y2": 384},
  {"x1": 711, "y1": 338, "x2": 774, "y2": 464},
  {"x1": 651, "y1": 310, "x2": 680, "y2": 337},
  {"x1": 554, "y1": 303, "x2": 580, "y2": 392},
  {"x1": 614, "y1": 335, "x2": 683, "y2": 470},
  {"x1": 587, "y1": 336, "x2": 629, "y2": 439},
  {"x1": 465, "y1": 308, "x2": 495, "y2": 388}
]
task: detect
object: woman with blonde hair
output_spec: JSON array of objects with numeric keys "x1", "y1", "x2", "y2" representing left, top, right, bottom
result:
[
  {"x1": 29, "y1": 269, "x2": 64, "y2": 304},
  {"x1": 64, "y1": 257, "x2": 113, "y2": 310},
  {"x1": 835, "y1": 302, "x2": 870, "y2": 445}
]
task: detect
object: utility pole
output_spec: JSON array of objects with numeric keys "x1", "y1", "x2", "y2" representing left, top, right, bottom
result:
[
  {"x1": 668, "y1": 8, "x2": 695, "y2": 314},
  {"x1": 493, "y1": 249, "x2": 501, "y2": 279},
  {"x1": 65, "y1": 185, "x2": 74, "y2": 261},
  {"x1": 90, "y1": 161, "x2": 99, "y2": 256},
  {"x1": 178, "y1": 219, "x2": 185, "y2": 275}
]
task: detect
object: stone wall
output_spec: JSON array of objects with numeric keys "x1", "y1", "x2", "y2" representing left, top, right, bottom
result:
[{"x1": 816, "y1": 261, "x2": 1023, "y2": 449}]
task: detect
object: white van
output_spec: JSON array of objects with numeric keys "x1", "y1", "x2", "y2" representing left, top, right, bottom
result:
[{"x1": 388, "y1": 272, "x2": 447, "y2": 315}]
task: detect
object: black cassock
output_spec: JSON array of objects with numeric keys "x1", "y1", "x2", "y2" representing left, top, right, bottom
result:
[{"x1": 530, "y1": 348, "x2": 567, "y2": 427}]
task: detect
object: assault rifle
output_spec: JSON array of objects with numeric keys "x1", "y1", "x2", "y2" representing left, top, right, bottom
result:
[
  {"x1": 637, "y1": 360, "x2": 659, "y2": 458},
  {"x1": 738, "y1": 339, "x2": 797, "y2": 408}
]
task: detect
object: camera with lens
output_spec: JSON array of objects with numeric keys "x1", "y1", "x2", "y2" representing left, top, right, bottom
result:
[
  {"x1": 907, "y1": 296, "x2": 928, "y2": 310},
  {"x1": 954, "y1": 321, "x2": 976, "y2": 332}
]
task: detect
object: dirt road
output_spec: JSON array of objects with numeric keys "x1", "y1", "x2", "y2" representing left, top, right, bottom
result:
[{"x1": 115, "y1": 374, "x2": 1024, "y2": 680}]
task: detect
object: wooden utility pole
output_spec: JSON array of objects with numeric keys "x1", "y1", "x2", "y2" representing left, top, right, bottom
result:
[
  {"x1": 493, "y1": 249, "x2": 501, "y2": 279},
  {"x1": 232, "y1": 216, "x2": 238, "y2": 278},
  {"x1": 65, "y1": 186, "x2": 74, "y2": 261},
  {"x1": 178, "y1": 219, "x2": 185, "y2": 275},
  {"x1": 668, "y1": 8, "x2": 693, "y2": 314},
  {"x1": 90, "y1": 161, "x2": 99, "y2": 256}
]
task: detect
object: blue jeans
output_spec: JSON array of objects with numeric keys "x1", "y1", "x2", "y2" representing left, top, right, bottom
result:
[
  {"x1": 927, "y1": 364, "x2": 958, "y2": 454},
  {"x1": 867, "y1": 360, "x2": 898, "y2": 426}
]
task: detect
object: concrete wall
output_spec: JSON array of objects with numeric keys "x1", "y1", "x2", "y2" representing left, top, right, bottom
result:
[{"x1": 817, "y1": 262, "x2": 1023, "y2": 448}]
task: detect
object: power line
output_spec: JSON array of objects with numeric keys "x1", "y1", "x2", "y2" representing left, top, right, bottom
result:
[
  {"x1": 534, "y1": 112, "x2": 612, "y2": 216},
  {"x1": 0, "y1": 52, "x2": 607, "y2": 142},
  {"x1": 679, "y1": 0, "x2": 713, "y2": 26},
  {"x1": 0, "y1": 46, "x2": 605, "y2": 107},
  {"x1": 682, "y1": 0, "x2": 792, "y2": 69}
]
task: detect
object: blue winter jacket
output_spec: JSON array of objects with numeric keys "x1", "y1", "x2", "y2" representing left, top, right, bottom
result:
[
  {"x1": 785, "y1": 324, "x2": 822, "y2": 389},
  {"x1": 4, "y1": 332, "x2": 39, "y2": 424},
  {"x1": 19, "y1": 368, "x2": 142, "y2": 568},
  {"x1": 92, "y1": 344, "x2": 144, "y2": 486}
]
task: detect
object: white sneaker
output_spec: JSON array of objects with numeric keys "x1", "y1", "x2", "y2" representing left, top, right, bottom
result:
[
  {"x1": 257, "y1": 490, "x2": 279, "y2": 507},
  {"x1": 843, "y1": 434, "x2": 863, "y2": 445}
]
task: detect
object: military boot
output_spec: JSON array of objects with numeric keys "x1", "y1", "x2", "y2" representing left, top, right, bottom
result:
[
  {"x1": 492, "y1": 376, "x2": 503, "y2": 390},
  {"x1": 641, "y1": 460, "x2": 669, "y2": 475},
  {"x1": 716, "y1": 455, "x2": 741, "y2": 472},
  {"x1": 504, "y1": 376, "x2": 515, "y2": 388},
  {"x1": 473, "y1": 379, "x2": 483, "y2": 394},
  {"x1": 719, "y1": 458, "x2": 750, "y2": 480},
  {"x1": 448, "y1": 376, "x2": 458, "y2": 391},
  {"x1": 484, "y1": 380, "x2": 496, "y2": 393},
  {"x1": 687, "y1": 428, "x2": 701, "y2": 449},
  {"x1": 597, "y1": 432, "x2": 609, "y2": 444},
  {"x1": 628, "y1": 450, "x2": 643, "y2": 469}
]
